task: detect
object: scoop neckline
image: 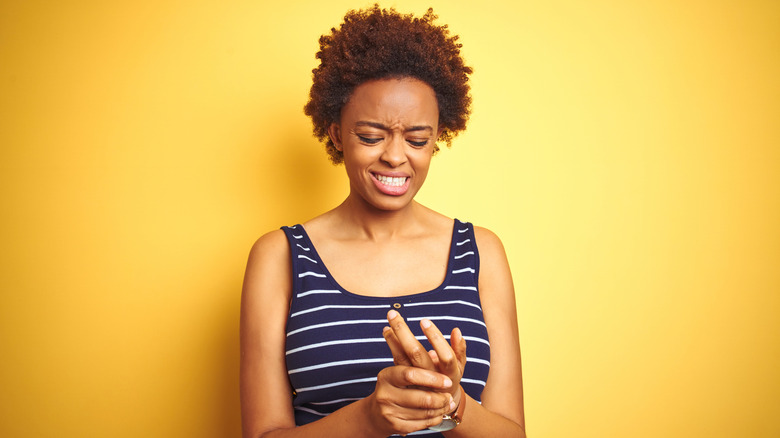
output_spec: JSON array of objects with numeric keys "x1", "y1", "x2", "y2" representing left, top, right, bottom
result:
[{"x1": 294, "y1": 219, "x2": 464, "y2": 301}]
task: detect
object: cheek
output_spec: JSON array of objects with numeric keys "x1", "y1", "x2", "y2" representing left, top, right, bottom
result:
[
  {"x1": 342, "y1": 147, "x2": 378, "y2": 178},
  {"x1": 412, "y1": 154, "x2": 433, "y2": 176},
  {"x1": 344, "y1": 147, "x2": 377, "y2": 168}
]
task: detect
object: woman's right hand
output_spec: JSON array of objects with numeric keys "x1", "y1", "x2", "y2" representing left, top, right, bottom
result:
[{"x1": 365, "y1": 363, "x2": 457, "y2": 436}]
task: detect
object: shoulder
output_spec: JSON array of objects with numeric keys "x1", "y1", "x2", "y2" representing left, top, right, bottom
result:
[
  {"x1": 472, "y1": 226, "x2": 506, "y2": 255},
  {"x1": 249, "y1": 229, "x2": 289, "y2": 256},
  {"x1": 243, "y1": 229, "x2": 292, "y2": 300},
  {"x1": 471, "y1": 225, "x2": 513, "y2": 297},
  {"x1": 472, "y1": 225, "x2": 510, "y2": 270},
  {"x1": 247, "y1": 228, "x2": 289, "y2": 262}
]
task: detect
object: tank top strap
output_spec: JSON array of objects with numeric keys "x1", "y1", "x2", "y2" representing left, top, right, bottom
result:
[
  {"x1": 281, "y1": 224, "x2": 345, "y2": 314},
  {"x1": 281, "y1": 224, "x2": 323, "y2": 295},
  {"x1": 447, "y1": 219, "x2": 480, "y2": 292}
]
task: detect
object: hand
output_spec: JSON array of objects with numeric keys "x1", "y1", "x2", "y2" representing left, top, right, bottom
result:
[
  {"x1": 367, "y1": 363, "x2": 457, "y2": 436},
  {"x1": 382, "y1": 309, "x2": 468, "y2": 400}
]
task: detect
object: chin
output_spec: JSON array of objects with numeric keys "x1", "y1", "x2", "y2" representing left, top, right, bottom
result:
[
  {"x1": 371, "y1": 199, "x2": 412, "y2": 212},
  {"x1": 365, "y1": 193, "x2": 416, "y2": 212}
]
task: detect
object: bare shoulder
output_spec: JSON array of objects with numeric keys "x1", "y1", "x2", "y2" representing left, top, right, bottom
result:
[
  {"x1": 248, "y1": 229, "x2": 289, "y2": 261},
  {"x1": 473, "y1": 226, "x2": 511, "y2": 275},
  {"x1": 246, "y1": 229, "x2": 289, "y2": 270},
  {"x1": 242, "y1": 229, "x2": 291, "y2": 301},
  {"x1": 473, "y1": 226, "x2": 507, "y2": 255},
  {"x1": 472, "y1": 225, "x2": 515, "y2": 304}
]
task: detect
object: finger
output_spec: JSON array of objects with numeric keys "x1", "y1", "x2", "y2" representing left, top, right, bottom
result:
[
  {"x1": 376, "y1": 369, "x2": 456, "y2": 414},
  {"x1": 389, "y1": 386, "x2": 455, "y2": 416},
  {"x1": 420, "y1": 319, "x2": 461, "y2": 379},
  {"x1": 450, "y1": 327, "x2": 468, "y2": 371},
  {"x1": 383, "y1": 326, "x2": 412, "y2": 366},
  {"x1": 428, "y1": 350, "x2": 440, "y2": 367},
  {"x1": 387, "y1": 310, "x2": 436, "y2": 370},
  {"x1": 382, "y1": 364, "x2": 453, "y2": 391}
]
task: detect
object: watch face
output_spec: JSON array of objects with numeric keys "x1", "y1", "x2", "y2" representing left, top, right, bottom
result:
[{"x1": 428, "y1": 417, "x2": 458, "y2": 432}]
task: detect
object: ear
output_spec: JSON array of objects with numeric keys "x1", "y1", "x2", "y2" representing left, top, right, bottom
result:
[{"x1": 328, "y1": 123, "x2": 343, "y2": 151}]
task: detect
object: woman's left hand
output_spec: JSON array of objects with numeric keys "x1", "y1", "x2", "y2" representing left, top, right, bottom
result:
[{"x1": 382, "y1": 309, "x2": 467, "y2": 401}]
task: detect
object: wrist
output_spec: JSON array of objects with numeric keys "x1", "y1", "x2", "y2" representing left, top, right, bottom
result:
[
  {"x1": 430, "y1": 385, "x2": 466, "y2": 432},
  {"x1": 450, "y1": 385, "x2": 464, "y2": 415},
  {"x1": 452, "y1": 386, "x2": 466, "y2": 420},
  {"x1": 359, "y1": 393, "x2": 388, "y2": 438}
]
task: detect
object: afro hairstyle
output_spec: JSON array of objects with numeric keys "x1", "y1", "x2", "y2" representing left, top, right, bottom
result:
[{"x1": 303, "y1": 4, "x2": 473, "y2": 164}]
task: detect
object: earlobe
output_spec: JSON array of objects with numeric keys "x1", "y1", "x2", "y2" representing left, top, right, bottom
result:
[{"x1": 328, "y1": 123, "x2": 343, "y2": 151}]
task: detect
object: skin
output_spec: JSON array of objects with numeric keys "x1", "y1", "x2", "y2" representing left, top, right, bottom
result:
[{"x1": 240, "y1": 77, "x2": 526, "y2": 437}]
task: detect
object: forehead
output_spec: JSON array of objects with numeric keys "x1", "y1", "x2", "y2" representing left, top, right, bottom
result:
[{"x1": 341, "y1": 78, "x2": 439, "y2": 126}]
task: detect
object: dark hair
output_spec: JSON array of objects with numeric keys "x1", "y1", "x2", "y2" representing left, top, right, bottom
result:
[{"x1": 304, "y1": 5, "x2": 473, "y2": 164}]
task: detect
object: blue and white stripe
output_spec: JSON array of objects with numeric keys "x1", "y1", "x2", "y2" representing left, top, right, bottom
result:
[{"x1": 280, "y1": 220, "x2": 489, "y2": 437}]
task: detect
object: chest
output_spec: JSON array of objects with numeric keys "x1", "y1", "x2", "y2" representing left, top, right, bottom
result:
[{"x1": 317, "y1": 238, "x2": 450, "y2": 297}]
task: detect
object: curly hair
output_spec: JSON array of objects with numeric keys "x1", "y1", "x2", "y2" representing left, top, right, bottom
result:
[{"x1": 304, "y1": 5, "x2": 473, "y2": 164}]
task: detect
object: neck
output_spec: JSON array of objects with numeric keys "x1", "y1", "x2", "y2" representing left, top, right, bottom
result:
[{"x1": 335, "y1": 194, "x2": 425, "y2": 241}]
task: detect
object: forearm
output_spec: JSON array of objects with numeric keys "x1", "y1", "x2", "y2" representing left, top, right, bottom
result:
[
  {"x1": 444, "y1": 395, "x2": 526, "y2": 438},
  {"x1": 257, "y1": 397, "x2": 383, "y2": 438}
]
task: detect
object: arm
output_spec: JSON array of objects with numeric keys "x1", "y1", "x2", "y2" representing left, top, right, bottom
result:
[
  {"x1": 240, "y1": 230, "x2": 295, "y2": 437},
  {"x1": 240, "y1": 230, "x2": 458, "y2": 438},
  {"x1": 382, "y1": 227, "x2": 526, "y2": 437},
  {"x1": 451, "y1": 226, "x2": 526, "y2": 437}
]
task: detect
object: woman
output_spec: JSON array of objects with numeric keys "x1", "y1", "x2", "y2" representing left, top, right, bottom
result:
[{"x1": 241, "y1": 6, "x2": 525, "y2": 437}]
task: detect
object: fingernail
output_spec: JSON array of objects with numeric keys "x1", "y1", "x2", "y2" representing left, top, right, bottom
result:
[
  {"x1": 421, "y1": 319, "x2": 432, "y2": 329},
  {"x1": 443, "y1": 377, "x2": 452, "y2": 388},
  {"x1": 449, "y1": 398, "x2": 457, "y2": 411},
  {"x1": 388, "y1": 309, "x2": 399, "y2": 319}
]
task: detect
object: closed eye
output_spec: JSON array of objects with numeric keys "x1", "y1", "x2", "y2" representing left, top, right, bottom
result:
[
  {"x1": 357, "y1": 135, "x2": 382, "y2": 145},
  {"x1": 408, "y1": 139, "x2": 429, "y2": 147}
]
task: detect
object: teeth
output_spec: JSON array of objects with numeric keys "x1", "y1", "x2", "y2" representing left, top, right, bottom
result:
[{"x1": 375, "y1": 174, "x2": 407, "y2": 187}]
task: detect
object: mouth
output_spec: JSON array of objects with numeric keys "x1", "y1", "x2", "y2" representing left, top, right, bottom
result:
[
  {"x1": 374, "y1": 174, "x2": 408, "y2": 187},
  {"x1": 370, "y1": 172, "x2": 411, "y2": 196}
]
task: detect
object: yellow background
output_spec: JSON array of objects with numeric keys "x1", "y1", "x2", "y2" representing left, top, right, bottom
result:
[{"x1": 1, "y1": 0, "x2": 778, "y2": 437}]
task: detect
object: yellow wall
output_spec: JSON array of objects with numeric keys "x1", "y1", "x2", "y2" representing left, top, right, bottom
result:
[{"x1": 1, "y1": 1, "x2": 778, "y2": 437}]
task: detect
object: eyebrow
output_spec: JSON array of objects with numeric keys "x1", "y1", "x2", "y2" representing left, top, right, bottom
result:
[{"x1": 355, "y1": 121, "x2": 433, "y2": 133}]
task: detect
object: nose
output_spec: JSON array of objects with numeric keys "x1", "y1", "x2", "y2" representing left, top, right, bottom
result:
[{"x1": 380, "y1": 135, "x2": 407, "y2": 167}]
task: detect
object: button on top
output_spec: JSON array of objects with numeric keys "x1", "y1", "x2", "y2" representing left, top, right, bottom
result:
[{"x1": 393, "y1": 303, "x2": 402, "y2": 309}]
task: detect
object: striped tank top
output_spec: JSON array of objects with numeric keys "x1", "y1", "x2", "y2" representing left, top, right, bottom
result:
[{"x1": 282, "y1": 219, "x2": 491, "y2": 437}]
